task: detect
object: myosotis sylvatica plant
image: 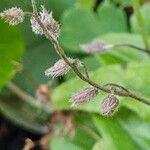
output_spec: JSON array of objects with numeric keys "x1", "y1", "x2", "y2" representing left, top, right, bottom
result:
[{"x1": 1, "y1": 0, "x2": 150, "y2": 116}]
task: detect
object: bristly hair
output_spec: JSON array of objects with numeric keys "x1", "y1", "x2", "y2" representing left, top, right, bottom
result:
[
  {"x1": 0, "y1": 7, "x2": 24, "y2": 25},
  {"x1": 71, "y1": 86, "x2": 99, "y2": 106},
  {"x1": 80, "y1": 40, "x2": 113, "y2": 54},
  {"x1": 101, "y1": 93, "x2": 119, "y2": 116},
  {"x1": 45, "y1": 58, "x2": 75, "y2": 78}
]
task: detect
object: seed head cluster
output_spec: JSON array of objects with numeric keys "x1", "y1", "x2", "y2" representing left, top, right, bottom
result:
[
  {"x1": 30, "y1": 16, "x2": 43, "y2": 35},
  {"x1": 101, "y1": 94, "x2": 119, "y2": 116},
  {"x1": 81, "y1": 40, "x2": 113, "y2": 53},
  {"x1": 71, "y1": 86, "x2": 99, "y2": 106},
  {"x1": 30, "y1": 5, "x2": 60, "y2": 38},
  {"x1": 45, "y1": 58, "x2": 75, "y2": 78},
  {"x1": 0, "y1": 7, "x2": 24, "y2": 25}
]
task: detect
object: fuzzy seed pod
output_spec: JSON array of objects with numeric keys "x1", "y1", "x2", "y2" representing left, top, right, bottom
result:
[
  {"x1": 80, "y1": 41, "x2": 113, "y2": 53},
  {"x1": 101, "y1": 94, "x2": 119, "y2": 116},
  {"x1": 0, "y1": 7, "x2": 24, "y2": 25},
  {"x1": 30, "y1": 16, "x2": 43, "y2": 35},
  {"x1": 71, "y1": 86, "x2": 99, "y2": 106},
  {"x1": 40, "y1": 6, "x2": 60, "y2": 38},
  {"x1": 45, "y1": 58, "x2": 74, "y2": 77}
]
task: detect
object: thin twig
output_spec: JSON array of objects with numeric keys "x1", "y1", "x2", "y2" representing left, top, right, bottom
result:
[
  {"x1": 114, "y1": 43, "x2": 150, "y2": 55},
  {"x1": 79, "y1": 124, "x2": 100, "y2": 140},
  {"x1": 24, "y1": 12, "x2": 33, "y2": 17},
  {"x1": 7, "y1": 81, "x2": 53, "y2": 113},
  {"x1": 103, "y1": 83, "x2": 130, "y2": 93},
  {"x1": 31, "y1": 0, "x2": 38, "y2": 15},
  {"x1": 75, "y1": 59, "x2": 90, "y2": 79}
]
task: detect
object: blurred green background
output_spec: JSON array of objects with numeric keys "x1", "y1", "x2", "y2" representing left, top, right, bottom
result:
[{"x1": 0, "y1": 0, "x2": 150, "y2": 149}]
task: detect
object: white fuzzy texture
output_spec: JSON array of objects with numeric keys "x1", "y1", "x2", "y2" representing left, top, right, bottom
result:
[
  {"x1": 81, "y1": 40, "x2": 113, "y2": 53},
  {"x1": 0, "y1": 7, "x2": 24, "y2": 25},
  {"x1": 30, "y1": 5, "x2": 60, "y2": 38},
  {"x1": 40, "y1": 6, "x2": 60, "y2": 38},
  {"x1": 71, "y1": 86, "x2": 99, "y2": 106},
  {"x1": 45, "y1": 58, "x2": 74, "y2": 78},
  {"x1": 30, "y1": 16, "x2": 43, "y2": 35},
  {"x1": 101, "y1": 94, "x2": 119, "y2": 116}
]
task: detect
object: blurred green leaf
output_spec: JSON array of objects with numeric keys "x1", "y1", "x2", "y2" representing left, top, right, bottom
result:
[
  {"x1": 130, "y1": 3, "x2": 150, "y2": 35},
  {"x1": 0, "y1": 20, "x2": 24, "y2": 90},
  {"x1": 92, "y1": 140, "x2": 110, "y2": 150},
  {"x1": 60, "y1": 3, "x2": 127, "y2": 53},
  {"x1": 95, "y1": 33, "x2": 149, "y2": 65},
  {"x1": 50, "y1": 113, "x2": 97, "y2": 150},
  {"x1": 73, "y1": 113, "x2": 98, "y2": 149},
  {"x1": 52, "y1": 62, "x2": 150, "y2": 119},
  {"x1": 0, "y1": 96, "x2": 49, "y2": 134},
  {"x1": 13, "y1": 42, "x2": 58, "y2": 95},
  {"x1": 112, "y1": 0, "x2": 132, "y2": 6},
  {"x1": 78, "y1": 0, "x2": 96, "y2": 8},
  {"x1": 93, "y1": 108, "x2": 150, "y2": 150},
  {"x1": 50, "y1": 137, "x2": 82, "y2": 150}
]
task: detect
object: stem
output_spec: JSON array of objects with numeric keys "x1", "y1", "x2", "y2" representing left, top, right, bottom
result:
[
  {"x1": 24, "y1": 12, "x2": 33, "y2": 17},
  {"x1": 128, "y1": 92, "x2": 150, "y2": 105},
  {"x1": 7, "y1": 81, "x2": 36, "y2": 104},
  {"x1": 30, "y1": 1, "x2": 150, "y2": 106},
  {"x1": 11, "y1": 60, "x2": 38, "y2": 88},
  {"x1": 7, "y1": 81, "x2": 53, "y2": 113},
  {"x1": 132, "y1": 0, "x2": 149, "y2": 49},
  {"x1": 79, "y1": 124, "x2": 100, "y2": 140},
  {"x1": 31, "y1": 0, "x2": 38, "y2": 14},
  {"x1": 114, "y1": 43, "x2": 150, "y2": 55},
  {"x1": 103, "y1": 83, "x2": 130, "y2": 94},
  {"x1": 76, "y1": 59, "x2": 90, "y2": 79}
]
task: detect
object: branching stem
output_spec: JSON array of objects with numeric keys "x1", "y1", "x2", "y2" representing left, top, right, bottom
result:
[
  {"x1": 7, "y1": 81, "x2": 53, "y2": 113},
  {"x1": 114, "y1": 43, "x2": 150, "y2": 55},
  {"x1": 30, "y1": 0, "x2": 150, "y2": 106}
]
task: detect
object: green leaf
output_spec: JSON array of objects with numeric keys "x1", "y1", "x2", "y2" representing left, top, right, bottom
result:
[
  {"x1": 52, "y1": 62, "x2": 150, "y2": 120},
  {"x1": 130, "y1": 3, "x2": 150, "y2": 35},
  {"x1": 60, "y1": 3, "x2": 127, "y2": 53},
  {"x1": 0, "y1": 20, "x2": 24, "y2": 90},
  {"x1": 93, "y1": 108, "x2": 150, "y2": 150},
  {"x1": 95, "y1": 33, "x2": 149, "y2": 65}
]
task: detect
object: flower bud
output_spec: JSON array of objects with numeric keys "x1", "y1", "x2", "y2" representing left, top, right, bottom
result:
[
  {"x1": 80, "y1": 40, "x2": 113, "y2": 54},
  {"x1": 40, "y1": 6, "x2": 60, "y2": 38},
  {"x1": 45, "y1": 58, "x2": 74, "y2": 78},
  {"x1": 30, "y1": 16, "x2": 43, "y2": 35},
  {"x1": 101, "y1": 94, "x2": 119, "y2": 116},
  {"x1": 71, "y1": 86, "x2": 99, "y2": 106},
  {"x1": 0, "y1": 7, "x2": 24, "y2": 25}
]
